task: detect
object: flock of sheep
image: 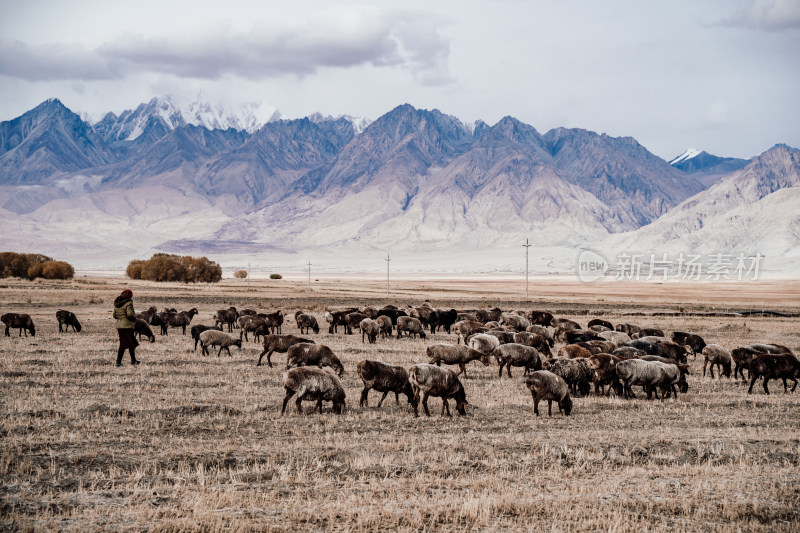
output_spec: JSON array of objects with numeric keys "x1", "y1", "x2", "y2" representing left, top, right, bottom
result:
[{"x1": 2, "y1": 301, "x2": 799, "y2": 417}]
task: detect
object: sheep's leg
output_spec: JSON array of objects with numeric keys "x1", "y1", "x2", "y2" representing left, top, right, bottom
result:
[
  {"x1": 782, "y1": 377, "x2": 789, "y2": 393},
  {"x1": 266, "y1": 350, "x2": 274, "y2": 368},
  {"x1": 442, "y1": 398, "x2": 451, "y2": 417},
  {"x1": 547, "y1": 400, "x2": 553, "y2": 417},
  {"x1": 497, "y1": 361, "x2": 505, "y2": 378},
  {"x1": 763, "y1": 377, "x2": 771, "y2": 395},
  {"x1": 411, "y1": 388, "x2": 420, "y2": 417},
  {"x1": 374, "y1": 391, "x2": 390, "y2": 407},
  {"x1": 422, "y1": 392, "x2": 432, "y2": 417},
  {"x1": 703, "y1": 359, "x2": 708, "y2": 377},
  {"x1": 256, "y1": 349, "x2": 268, "y2": 366},
  {"x1": 281, "y1": 389, "x2": 295, "y2": 415},
  {"x1": 507, "y1": 364, "x2": 513, "y2": 378},
  {"x1": 394, "y1": 392, "x2": 400, "y2": 405},
  {"x1": 747, "y1": 374, "x2": 758, "y2": 394},
  {"x1": 531, "y1": 391, "x2": 539, "y2": 416},
  {"x1": 359, "y1": 386, "x2": 370, "y2": 408},
  {"x1": 316, "y1": 399, "x2": 323, "y2": 414}
]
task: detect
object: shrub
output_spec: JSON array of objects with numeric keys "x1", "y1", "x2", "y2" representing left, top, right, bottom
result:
[
  {"x1": 270, "y1": 273, "x2": 283, "y2": 280},
  {"x1": 0, "y1": 252, "x2": 55, "y2": 279},
  {"x1": 126, "y1": 254, "x2": 222, "y2": 283},
  {"x1": 234, "y1": 270, "x2": 248, "y2": 279},
  {"x1": 28, "y1": 260, "x2": 75, "y2": 280}
]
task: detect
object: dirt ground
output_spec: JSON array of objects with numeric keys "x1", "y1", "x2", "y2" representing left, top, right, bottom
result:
[{"x1": 1, "y1": 275, "x2": 799, "y2": 531}]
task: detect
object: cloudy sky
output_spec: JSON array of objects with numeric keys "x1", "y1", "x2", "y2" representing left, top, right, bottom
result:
[{"x1": 1, "y1": 0, "x2": 798, "y2": 159}]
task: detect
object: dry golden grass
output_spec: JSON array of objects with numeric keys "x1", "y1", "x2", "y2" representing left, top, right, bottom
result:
[{"x1": 1, "y1": 276, "x2": 799, "y2": 531}]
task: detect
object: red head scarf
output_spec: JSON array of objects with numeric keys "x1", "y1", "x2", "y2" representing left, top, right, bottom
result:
[{"x1": 120, "y1": 289, "x2": 133, "y2": 299}]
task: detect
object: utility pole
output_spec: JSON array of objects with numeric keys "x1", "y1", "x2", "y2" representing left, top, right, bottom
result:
[
  {"x1": 385, "y1": 253, "x2": 391, "y2": 295},
  {"x1": 248, "y1": 261, "x2": 251, "y2": 292},
  {"x1": 523, "y1": 238, "x2": 531, "y2": 299},
  {"x1": 307, "y1": 260, "x2": 312, "y2": 292}
]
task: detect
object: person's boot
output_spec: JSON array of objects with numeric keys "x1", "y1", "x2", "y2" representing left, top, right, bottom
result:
[
  {"x1": 116, "y1": 348, "x2": 124, "y2": 367},
  {"x1": 130, "y1": 348, "x2": 139, "y2": 365}
]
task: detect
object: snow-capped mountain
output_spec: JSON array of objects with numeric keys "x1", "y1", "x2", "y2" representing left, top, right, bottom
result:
[
  {"x1": 92, "y1": 95, "x2": 280, "y2": 143},
  {"x1": 307, "y1": 112, "x2": 372, "y2": 134},
  {"x1": 669, "y1": 148, "x2": 703, "y2": 166},
  {"x1": 669, "y1": 147, "x2": 750, "y2": 187},
  {"x1": 0, "y1": 98, "x2": 796, "y2": 273}
]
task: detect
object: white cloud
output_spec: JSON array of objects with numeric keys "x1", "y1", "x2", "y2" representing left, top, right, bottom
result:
[
  {"x1": 720, "y1": 0, "x2": 800, "y2": 31},
  {"x1": 0, "y1": 6, "x2": 452, "y2": 85}
]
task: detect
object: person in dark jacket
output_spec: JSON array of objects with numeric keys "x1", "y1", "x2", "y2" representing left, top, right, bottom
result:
[{"x1": 113, "y1": 289, "x2": 139, "y2": 367}]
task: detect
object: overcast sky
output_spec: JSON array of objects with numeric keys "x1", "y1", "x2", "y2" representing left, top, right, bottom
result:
[{"x1": 1, "y1": 0, "x2": 798, "y2": 159}]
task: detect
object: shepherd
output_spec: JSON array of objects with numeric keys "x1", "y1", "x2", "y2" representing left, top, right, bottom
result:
[{"x1": 113, "y1": 289, "x2": 140, "y2": 367}]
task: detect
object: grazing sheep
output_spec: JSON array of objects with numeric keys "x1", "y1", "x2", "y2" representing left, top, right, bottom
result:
[
  {"x1": 500, "y1": 313, "x2": 530, "y2": 331},
  {"x1": 615, "y1": 323, "x2": 641, "y2": 337},
  {"x1": 513, "y1": 331, "x2": 552, "y2": 356},
  {"x1": 452, "y1": 320, "x2": 488, "y2": 344},
  {"x1": 296, "y1": 313, "x2": 320, "y2": 334},
  {"x1": 525, "y1": 371, "x2": 572, "y2": 416},
  {"x1": 588, "y1": 353, "x2": 623, "y2": 396},
  {"x1": 376, "y1": 308, "x2": 408, "y2": 326},
  {"x1": 566, "y1": 331, "x2": 604, "y2": 344},
  {"x1": 359, "y1": 306, "x2": 379, "y2": 319},
  {"x1": 1, "y1": 313, "x2": 35, "y2": 337},
  {"x1": 552, "y1": 318, "x2": 581, "y2": 330},
  {"x1": 589, "y1": 325, "x2": 611, "y2": 333},
  {"x1": 486, "y1": 330, "x2": 516, "y2": 345},
  {"x1": 240, "y1": 309, "x2": 257, "y2": 316},
  {"x1": 527, "y1": 311, "x2": 555, "y2": 326},
  {"x1": 134, "y1": 318, "x2": 156, "y2": 343},
  {"x1": 747, "y1": 354, "x2": 800, "y2": 394},
  {"x1": 525, "y1": 325, "x2": 555, "y2": 347},
  {"x1": 430, "y1": 309, "x2": 459, "y2": 334},
  {"x1": 408, "y1": 364, "x2": 468, "y2": 417},
  {"x1": 616, "y1": 359, "x2": 680, "y2": 400},
  {"x1": 191, "y1": 324, "x2": 221, "y2": 351},
  {"x1": 580, "y1": 340, "x2": 617, "y2": 354},
  {"x1": 671, "y1": 331, "x2": 707, "y2": 358},
  {"x1": 494, "y1": 343, "x2": 542, "y2": 377},
  {"x1": 412, "y1": 306, "x2": 434, "y2": 329},
  {"x1": 545, "y1": 357, "x2": 594, "y2": 397},
  {"x1": 611, "y1": 347, "x2": 644, "y2": 359},
  {"x1": 164, "y1": 308, "x2": 198, "y2": 335},
  {"x1": 558, "y1": 344, "x2": 593, "y2": 359},
  {"x1": 281, "y1": 367, "x2": 346, "y2": 415},
  {"x1": 484, "y1": 321, "x2": 504, "y2": 330},
  {"x1": 199, "y1": 330, "x2": 242, "y2": 357},
  {"x1": 214, "y1": 307, "x2": 239, "y2": 332},
  {"x1": 396, "y1": 316, "x2": 427, "y2": 339},
  {"x1": 456, "y1": 312, "x2": 479, "y2": 323},
  {"x1": 426, "y1": 343, "x2": 489, "y2": 378},
  {"x1": 375, "y1": 315, "x2": 393, "y2": 338},
  {"x1": 702, "y1": 344, "x2": 731, "y2": 379},
  {"x1": 360, "y1": 318, "x2": 380, "y2": 344},
  {"x1": 475, "y1": 307, "x2": 502, "y2": 323},
  {"x1": 633, "y1": 327, "x2": 665, "y2": 339},
  {"x1": 258, "y1": 334, "x2": 315, "y2": 367},
  {"x1": 747, "y1": 343, "x2": 793, "y2": 355},
  {"x1": 653, "y1": 340, "x2": 692, "y2": 364},
  {"x1": 344, "y1": 312, "x2": 369, "y2": 335},
  {"x1": 588, "y1": 318, "x2": 613, "y2": 330},
  {"x1": 467, "y1": 333, "x2": 500, "y2": 356},
  {"x1": 625, "y1": 339, "x2": 664, "y2": 356},
  {"x1": 598, "y1": 330, "x2": 630, "y2": 346},
  {"x1": 259, "y1": 310, "x2": 284, "y2": 335},
  {"x1": 56, "y1": 309, "x2": 81, "y2": 333},
  {"x1": 238, "y1": 316, "x2": 267, "y2": 342},
  {"x1": 286, "y1": 343, "x2": 344, "y2": 376},
  {"x1": 357, "y1": 360, "x2": 416, "y2": 409},
  {"x1": 555, "y1": 324, "x2": 582, "y2": 343},
  {"x1": 731, "y1": 347, "x2": 761, "y2": 380},
  {"x1": 640, "y1": 356, "x2": 690, "y2": 394}
]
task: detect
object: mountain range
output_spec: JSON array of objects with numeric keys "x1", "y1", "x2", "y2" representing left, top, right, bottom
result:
[{"x1": 0, "y1": 97, "x2": 797, "y2": 274}]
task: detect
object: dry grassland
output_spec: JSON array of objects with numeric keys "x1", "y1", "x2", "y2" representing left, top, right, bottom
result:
[{"x1": 1, "y1": 276, "x2": 799, "y2": 531}]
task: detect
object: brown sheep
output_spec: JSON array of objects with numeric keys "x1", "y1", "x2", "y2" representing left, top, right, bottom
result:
[
  {"x1": 214, "y1": 307, "x2": 239, "y2": 332},
  {"x1": 633, "y1": 327, "x2": 665, "y2": 339},
  {"x1": 135, "y1": 318, "x2": 156, "y2": 343},
  {"x1": 671, "y1": 331, "x2": 707, "y2": 358},
  {"x1": 296, "y1": 313, "x2": 320, "y2": 334},
  {"x1": 376, "y1": 315, "x2": 393, "y2": 338},
  {"x1": 588, "y1": 318, "x2": 613, "y2": 330},
  {"x1": 426, "y1": 343, "x2": 489, "y2": 378},
  {"x1": 494, "y1": 343, "x2": 542, "y2": 377},
  {"x1": 527, "y1": 311, "x2": 554, "y2": 326},
  {"x1": 357, "y1": 360, "x2": 416, "y2": 410},
  {"x1": 513, "y1": 332, "x2": 552, "y2": 356},
  {"x1": 747, "y1": 354, "x2": 800, "y2": 394},
  {"x1": 702, "y1": 344, "x2": 731, "y2": 379},
  {"x1": 408, "y1": 364, "x2": 468, "y2": 417},
  {"x1": 281, "y1": 367, "x2": 346, "y2": 415},
  {"x1": 2, "y1": 313, "x2": 36, "y2": 337},
  {"x1": 344, "y1": 312, "x2": 369, "y2": 335},
  {"x1": 286, "y1": 343, "x2": 344, "y2": 376},
  {"x1": 588, "y1": 353, "x2": 623, "y2": 396},
  {"x1": 558, "y1": 344, "x2": 593, "y2": 359},
  {"x1": 191, "y1": 324, "x2": 221, "y2": 351},
  {"x1": 257, "y1": 334, "x2": 315, "y2": 367},
  {"x1": 56, "y1": 309, "x2": 81, "y2": 333},
  {"x1": 396, "y1": 316, "x2": 427, "y2": 339},
  {"x1": 525, "y1": 370, "x2": 572, "y2": 416},
  {"x1": 452, "y1": 320, "x2": 488, "y2": 344},
  {"x1": 615, "y1": 323, "x2": 641, "y2": 337},
  {"x1": 360, "y1": 318, "x2": 380, "y2": 344}
]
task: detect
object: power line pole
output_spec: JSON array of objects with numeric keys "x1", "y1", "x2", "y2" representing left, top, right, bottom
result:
[
  {"x1": 307, "y1": 260, "x2": 312, "y2": 292},
  {"x1": 247, "y1": 261, "x2": 251, "y2": 292},
  {"x1": 385, "y1": 253, "x2": 390, "y2": 295},
  {"x1": 523, "y1": 238, "x2": 531, "y2": 299}
]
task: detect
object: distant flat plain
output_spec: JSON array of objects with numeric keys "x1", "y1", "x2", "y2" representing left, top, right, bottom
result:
[{"x1": 1, "y1": 274, "x2": 798, "y2": 531}]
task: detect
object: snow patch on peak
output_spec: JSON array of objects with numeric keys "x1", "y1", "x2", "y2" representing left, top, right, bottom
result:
[
  {"x1": 307, "y1": 112, "x2": 373, "y2": 134},
  {"x1": 669, "y1": 148, "x2": 702, "y2": 165}
]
